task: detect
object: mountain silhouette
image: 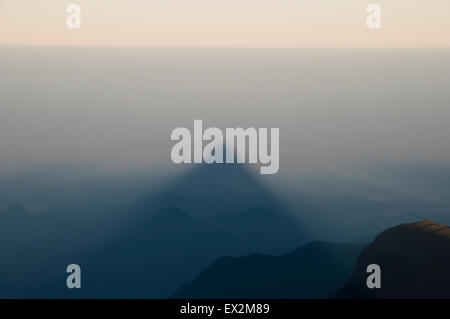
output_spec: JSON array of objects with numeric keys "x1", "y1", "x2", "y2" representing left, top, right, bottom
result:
[
  {"x1": 172, "y1": 241, "x2": 366, "y2": 298},
  {"x1": 129, "y1": 192, "x2": 193, "y2": 219},
  {"x1": 0, "y1": 163, "x2": 311, "y2": 298},
  {"x1": 79, "y1": 163, "x2": 309, "y2": 298},
  {"x1": 84, "y1": 206, "x2": 307, "y2": 298},
  {"x1": 335, "y1": 220, "x2": 450, "y2": 298},
  {"x1": 164, "y1": 164, "x2": 290, "y2": 218},
  {"x1": 144, "y1": 207, "x2": 194, "y2": 225},
  {"x1": 0, "y1": 204, "x2": 35, "y2": 235},
  {"x1": 1, "y1": 204, "x2": 31, "y2": 221}
]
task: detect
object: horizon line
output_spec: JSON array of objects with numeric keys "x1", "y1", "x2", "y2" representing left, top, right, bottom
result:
[{"x1": 2, "y1": 44, "x2": 450, "y2": 50}]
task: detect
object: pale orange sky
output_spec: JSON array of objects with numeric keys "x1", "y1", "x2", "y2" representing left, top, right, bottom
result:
[{"x1": 1, "y1": 0, "x2": 450, "y2": 47}]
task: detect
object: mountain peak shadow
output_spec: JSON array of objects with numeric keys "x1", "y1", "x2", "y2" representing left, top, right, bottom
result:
[
  {"x1": 4, "y1": 203, "x2": 29, "y2": 215},
  {"x1": 147, "y1": 163, "x2": 294, "y2": 218},
  {"x1": 1, "y1": 204, "x2": 32, "y2": 225},
  {"x1": 130, "y1": 192, "x2": 192, "y2": 216},
  {"x1": 81, "y1": 163, "x2": 311, "y2": 297},
  {"x1": 144, "y1": 207, "x2": 194, "y2": 225}
]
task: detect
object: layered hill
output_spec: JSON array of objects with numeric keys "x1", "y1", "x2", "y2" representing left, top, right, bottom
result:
[{"x1": 172, "y1": 241, "x2": 365, "y2": 298}]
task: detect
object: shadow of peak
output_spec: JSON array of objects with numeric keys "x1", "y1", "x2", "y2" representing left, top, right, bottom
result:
[
  {"x1": 130, "y1": 191, "x2": 191, "y2": 214},
  {"x1": 0, "y1": 204, "x2": 33, "y2": 226},
  {"x1": 144, "y1": 207, "x2": 194, "y2": 225},
  {"x1": 166, "y1": 163, "x2": 286, "y2": 218},
  {"x1": 222, "y1": 207, "x2": 279, "y2": 220},
  {"x1": 3, "y1": 203, "x2": 30, "y2": 217}
]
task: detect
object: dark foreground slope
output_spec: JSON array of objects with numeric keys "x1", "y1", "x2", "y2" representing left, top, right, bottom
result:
[
  {"x1": 172, "y1": 241, "x2": 365, "y2": 298},
  {"x1": 335, "y1": 220, "x2": 450, "y2": 298}
]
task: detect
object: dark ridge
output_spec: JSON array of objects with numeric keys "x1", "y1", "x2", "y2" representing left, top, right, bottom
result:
[
  {"x1": 335, "y1": 220, "x2": 450, "y2": 298},
  {"x1": 171, "y1": 241, "x2": 365, "y2": 298}
]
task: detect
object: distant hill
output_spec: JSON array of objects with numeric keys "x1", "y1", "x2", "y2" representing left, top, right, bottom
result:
[
  {"x1": 335, "y1": 220, "x2": 450, "y2": 298},
  {"x1": 130, "y1": 192, "x2": 192, "y2": 218},
  {"x1": 85, "y1": 205, "x2": 308, "y2": 298},
  {"x1": 172, "y1": 241, "x2": 366, "y2": 298},
  {"x1": 0, "y1": 164, "x2": 311, "y2": 298}
]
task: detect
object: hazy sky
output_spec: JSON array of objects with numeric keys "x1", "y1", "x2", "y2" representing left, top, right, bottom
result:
[
  {"x1": 1, "y1": 1, "x2": 450, "y2": 182},
  {"x1": 1, "y1": 47, "x2": 450, "y2": 178},
  {"x1": 1, "y1": 0, "x2": 450, "y2": 47}
]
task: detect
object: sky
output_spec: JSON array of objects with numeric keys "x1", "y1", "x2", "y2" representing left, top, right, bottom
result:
[
  {"x1": 0, "y1": 1, "x2": 449, "y2": 180},
  {"x1": 1, "y1": 0, "x2": 450, "y2": 48},
  {"x1": 1, "y1": 47, "x2": 450, "y2": 177},
  {"x1": 0, "y1": 1, "x2": 450, "y2": 210}
]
